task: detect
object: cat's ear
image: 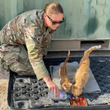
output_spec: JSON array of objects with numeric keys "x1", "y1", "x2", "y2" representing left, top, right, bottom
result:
[
  {"x1": 62, "y1": 83, "x2": 72, "y2": 91},
  {"x1": 69, "y1": 83, "x2": 72, "y2": 87},
  {"x1": 59, "y1": 68, "x2": 61, "y2": 73},
  {"x1": 72, "y1": 85, "x2": 77, "y2": 89},
  {"x1": 74, "y1": 86, "x2": 78, "y2": 89},
  {"x1": 72, "y1": 80, "x2": 75, "y2": 84}
]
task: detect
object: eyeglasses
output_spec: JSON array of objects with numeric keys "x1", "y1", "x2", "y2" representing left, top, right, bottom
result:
[{"x1": 47, "y1": 14, "x2": 64, "y2": 25}]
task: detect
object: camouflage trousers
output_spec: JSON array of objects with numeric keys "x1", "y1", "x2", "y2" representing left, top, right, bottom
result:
[{"x1": 0, "y1": 44, "x2": 35, "y2": 79}]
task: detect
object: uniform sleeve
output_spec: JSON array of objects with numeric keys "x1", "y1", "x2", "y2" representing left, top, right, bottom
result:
[{"x1": 24, "y1": 24, "x2": 49, "y2": 80}]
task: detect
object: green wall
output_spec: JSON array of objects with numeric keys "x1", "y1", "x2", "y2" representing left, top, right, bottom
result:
[{"x1": 0, "y1": 0, "x2": 110, "y2": 40}]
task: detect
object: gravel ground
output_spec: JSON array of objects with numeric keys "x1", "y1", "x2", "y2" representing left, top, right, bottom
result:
[
  {"x1": 0, "y1": 69, "x2": 9, "y2": 110},
  {"x1": 0, "y1": 79, "x2": 9, "y2": 110}
]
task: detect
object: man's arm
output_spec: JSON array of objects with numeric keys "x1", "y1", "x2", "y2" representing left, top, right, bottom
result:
[
  {"x1": 24, "y1": 26, "x2": 49, "y2": 80},
  {"x1": 24, "y1": 25, "x2": 59, "y2": 97}
]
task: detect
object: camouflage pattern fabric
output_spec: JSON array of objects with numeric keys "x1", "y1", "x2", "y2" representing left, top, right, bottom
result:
[{"x1": 0, "y1": 9, "x2": 54, "y2": 80}]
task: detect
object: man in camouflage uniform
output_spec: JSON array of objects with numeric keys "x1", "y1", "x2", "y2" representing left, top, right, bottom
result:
[{"x1": 0, "y1": 2, "x2": 64, "y2": 97}]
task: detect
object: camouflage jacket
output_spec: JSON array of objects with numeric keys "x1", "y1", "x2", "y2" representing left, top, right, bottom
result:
[{"x1": 0, "y1": 9, "x2": 54, "y2": 80}]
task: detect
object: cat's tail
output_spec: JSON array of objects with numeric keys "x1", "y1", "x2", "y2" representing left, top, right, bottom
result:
[
  {"x1": 84, "y1": 45, "x2": 101, "y2": 57},
  {"x1": 62, "y1": 50, "x2": 70, "y2": 67}
]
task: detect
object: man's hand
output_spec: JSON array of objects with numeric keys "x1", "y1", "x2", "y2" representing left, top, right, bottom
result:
[{"x1": 43, "y1": 76, "x2": 59, "y2": 98}]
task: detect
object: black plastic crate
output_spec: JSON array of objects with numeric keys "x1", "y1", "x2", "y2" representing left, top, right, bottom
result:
[{"x1": 8, "y1": 56, "x2": 110, "y2": 110}]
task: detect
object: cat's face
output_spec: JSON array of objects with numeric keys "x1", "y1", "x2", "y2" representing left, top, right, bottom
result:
[
  {"x1": 62, "y1": 82, "x2": 72, "y2": 92},
  {"x1": 72, "y1": 85, "x2": 82, "y2": 97}
]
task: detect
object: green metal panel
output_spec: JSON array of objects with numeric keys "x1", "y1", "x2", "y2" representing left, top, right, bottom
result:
[{"x1": 0, "y1": 0, "x2": 110, "y2": 40}]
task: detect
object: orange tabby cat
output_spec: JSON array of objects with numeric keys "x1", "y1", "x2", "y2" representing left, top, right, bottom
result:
[
  {"x1": 72, "y1": 45, "x2": 101, "y2": 97},
  {"x1": 59, "y1": 50, "x2": 72, "y2": 92}
]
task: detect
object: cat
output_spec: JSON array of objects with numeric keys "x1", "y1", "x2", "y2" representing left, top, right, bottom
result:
[
  {"x1": 59, "y1": 50, "x2": 72, "y2": 92},
  {"x1": 71, "y1": 45, "x2": 101, "y2": 97}
]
